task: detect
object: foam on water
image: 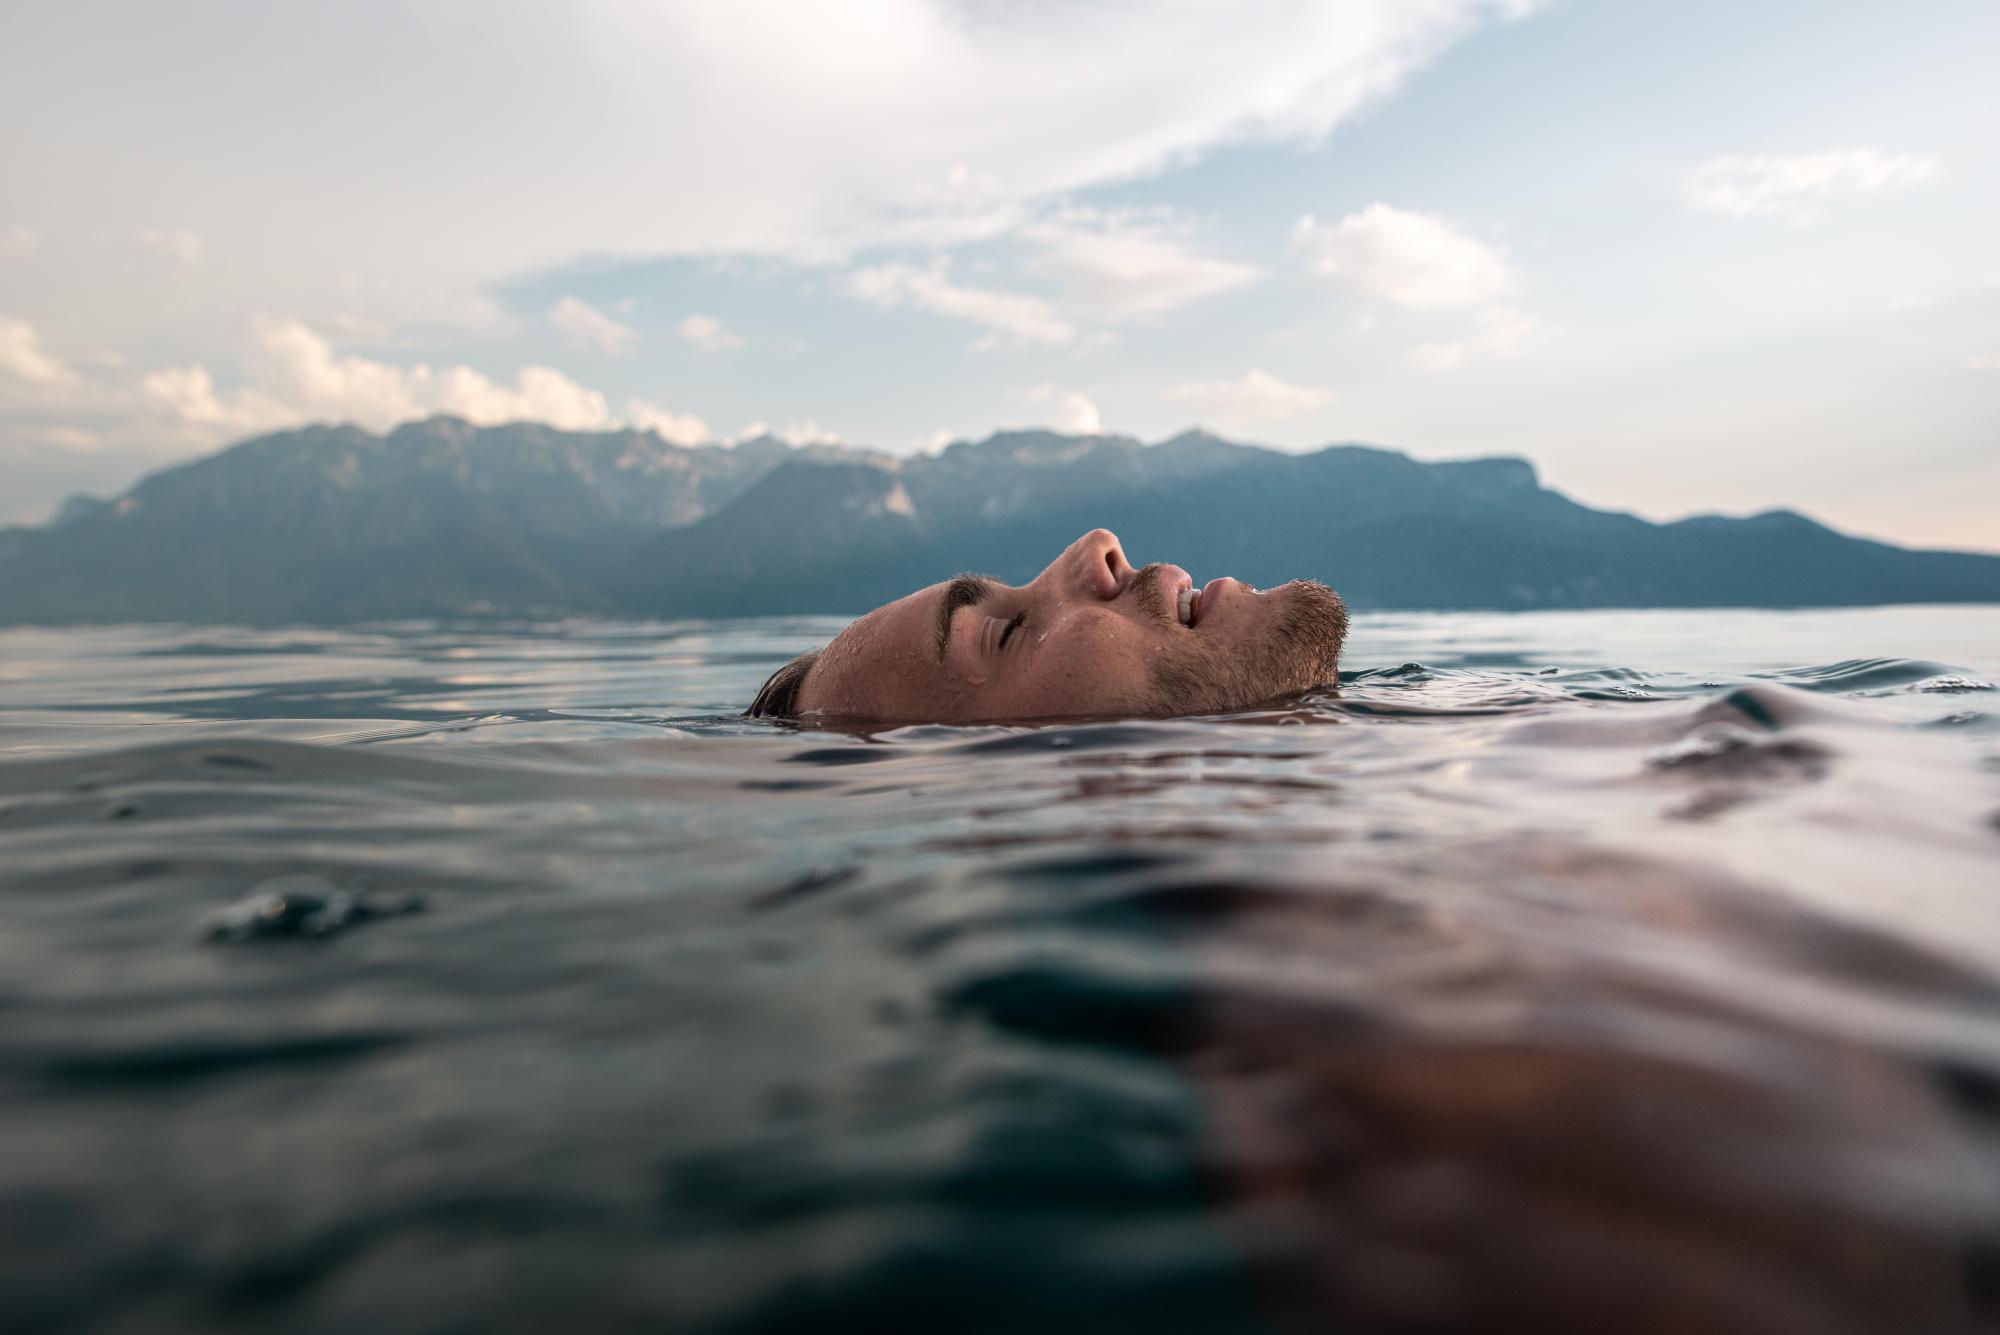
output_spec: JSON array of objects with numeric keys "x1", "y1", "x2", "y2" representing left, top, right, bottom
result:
[{"x1": 1, "y1": 607, "x2": 1998, "y2": 1333}]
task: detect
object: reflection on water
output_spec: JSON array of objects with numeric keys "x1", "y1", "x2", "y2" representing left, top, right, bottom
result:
[{"x1": 1, "y1": 607, "x2": 1998, "y2": 1333}]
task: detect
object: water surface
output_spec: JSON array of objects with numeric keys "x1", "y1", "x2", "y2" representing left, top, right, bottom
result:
[{"x1": 3, "y1": 607, "x2": 1998, "y2": 1333}]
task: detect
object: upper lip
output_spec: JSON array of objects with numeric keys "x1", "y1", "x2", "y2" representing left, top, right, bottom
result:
[{"x1": 1144, "y1": 564, "x2": 1195, "y2": 628}]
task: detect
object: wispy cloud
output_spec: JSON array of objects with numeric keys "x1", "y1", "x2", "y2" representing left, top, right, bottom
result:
[
  {"x1": 1291, "y1": 204, "x2": 1512, "y2": 308},
  {"x1": 0, "y1": 316, "x2": 79, "y2": 389},
  {"x1": 3, "y1": 2, "x2": 1530, "y2": 292},
  {"x1": 32, "y1": 424, "x2": 99, "y2": 452},
  {"x1": 676, "y1": 313, "x2": 744, "y2": 352},
  {"x1": 1028, "y1": 211, "x2": 1259, "y2": 317},
  {"x1": 549, "y1": 296, "x2": 638, "y2": 355},
  {"x1": 1409, "y1": 305, "x2": 1541, "y2": 371},
  {"x1": 844, "y1": 261, "x2": 1074, "y2": 348},
  {"x1": 1168, "y1": 368, "x2": 1331, "y2": 423},
  {"x1": 137, "y1": 226, "x2": 203, "y2": 267},
  {"x1": 1689, "y1": 148, "x2": 1937, "y2": 220}
]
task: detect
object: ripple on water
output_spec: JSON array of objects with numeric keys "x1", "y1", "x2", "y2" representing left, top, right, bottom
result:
[
  {"x1": 1769, "y1": 657, "x2": 1960, "y2": 694},
  {"x1": 1910, "y1": 675, "x2": 1996, "y2": 694},
  {"x1": 1921, "y1": 711, "x2": 1989, "y2": 729},
  {"x1": 1644, "y1": 723, "x2": 1832, "y2": 782},
  {"x1": 204, "y1": 875, "x2": 427, "y2": 942},
  {"x1": 24, "y1": 1031, "x2": 412, "y2": 1090}
]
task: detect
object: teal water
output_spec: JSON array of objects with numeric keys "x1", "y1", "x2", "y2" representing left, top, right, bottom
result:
[{"x1": 2, "y1": 607, "x2": 1998, "y2": 1333}]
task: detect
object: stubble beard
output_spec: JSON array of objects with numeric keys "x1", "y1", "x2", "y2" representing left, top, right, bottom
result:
[{"x1": 1139, "y1": 575, "x2": 1348, "y2": 716}]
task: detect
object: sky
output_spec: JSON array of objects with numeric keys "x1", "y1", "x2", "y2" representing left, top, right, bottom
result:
[{"x1": 2, "y1": 0, "x2": 1996, "y2": 550}]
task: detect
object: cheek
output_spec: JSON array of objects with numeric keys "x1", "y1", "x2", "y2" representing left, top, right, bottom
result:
[{"x1": 1013, "y1": 624, "x2": 1158, "y2": 713}]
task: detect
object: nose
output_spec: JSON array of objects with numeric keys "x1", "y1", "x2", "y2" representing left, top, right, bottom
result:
[{"x1": 1042, "y1": 528, "x2": 1128, "y2": 602}]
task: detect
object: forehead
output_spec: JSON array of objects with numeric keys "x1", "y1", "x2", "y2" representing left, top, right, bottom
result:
[{"x1": 799, "y1": 580, "x2": 958, "y2": 717}]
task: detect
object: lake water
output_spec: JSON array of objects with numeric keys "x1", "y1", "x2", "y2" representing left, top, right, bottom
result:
[{"x1": 3, "y1": 607, "x2": 1998, "y2": 1333}]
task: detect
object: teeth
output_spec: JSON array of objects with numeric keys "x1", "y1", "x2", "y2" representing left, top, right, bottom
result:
[{"x1": 1177, "y1": 587, "x2": 1194, "y2": 626}]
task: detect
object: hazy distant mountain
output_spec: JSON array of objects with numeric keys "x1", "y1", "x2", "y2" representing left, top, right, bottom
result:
[
  {"x1": 2, "y1": 417, "x2": 1996, "y2": 625},
  {"x1": 0, "y1": 419, "x2": 814, "y2": 623}
]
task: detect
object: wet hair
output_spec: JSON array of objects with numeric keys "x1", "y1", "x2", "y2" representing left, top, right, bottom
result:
[{"x1": 745, "y1": 648, "x2": 822, "y2": 719}]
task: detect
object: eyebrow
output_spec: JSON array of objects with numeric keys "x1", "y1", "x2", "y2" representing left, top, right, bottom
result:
[{"x1": 936, "y1": 573, "x2": 996, "y2": 662}]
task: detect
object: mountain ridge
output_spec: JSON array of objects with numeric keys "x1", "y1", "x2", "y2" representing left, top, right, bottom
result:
[{"x1": 2, "y1": 416, "x2": 1995, "y2": 624}]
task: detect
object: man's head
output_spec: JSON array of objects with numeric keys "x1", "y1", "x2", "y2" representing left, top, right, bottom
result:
[{"x1": 748, "y1": 528, "x2": 1348, "y2": 723}]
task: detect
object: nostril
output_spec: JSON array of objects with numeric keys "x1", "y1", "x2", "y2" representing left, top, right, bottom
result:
[{"x1": 1075, "y1": 529, "x2": 1125, "y2": 597}]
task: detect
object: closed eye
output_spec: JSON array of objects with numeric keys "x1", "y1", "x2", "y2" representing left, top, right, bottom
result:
[{"x1": 998, "y1": 612, "x2": 1026, "y2": 650}]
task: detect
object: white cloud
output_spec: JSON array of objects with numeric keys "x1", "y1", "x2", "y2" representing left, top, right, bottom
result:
[
  {"x1": 734, "y1": 420, "x2": 841, "y2": 447},
  {"x1": 1409, "y1": 304, "x2": 1541, "y2": 371},
  {"x1": 456, "y1": 366, "x2": 615, "y2": 431},
  {"x1": 1028, "y1": 213, "x2": 1259, "y2": 316},
  {"x1": 625, "y1": 398, "x2": 709, "y2": 445},
  {"x1": 1027, "y1": 384, "x2": 1102, "y2": 434},
  {"x1": 1291, "y1": 204, "x2": 1512, "y2": 308},
  {"x1": 548, "y1": 295, "x2": 638, "y2": 354},
  {"x1": 1689, "y1": 149, "x2": 1937, "y2": 220},
  {"x1": 143, "y1": 317, "x2": 622, "y2": 436},
  {"x1": 139, "y1": 364, "x2": 292, "y2": 434},
  {"x1": 1168, "y1": 368, "x2": 1332, "y2": 423},
  {"x1": 235, "y1": 320, "x2": 417, "y2": 427},
  {"x1": 0, "y1": 225, "x2": 37, "y2": 258},
  {"x1": 138, "y1": 226, "x2": 203, "y2": 267},
  {"x1": 844, "y1": 261, "x2": 1074, "y2": 347},
  {"x1": 5, "y1": 4, "x2": 1529, "y2": 283},
  {"x1": 676, "y1": 313, "x2": 744, "y2": 352},
  {"x1": 0, "y1": 316, "x2": 79, "y2": 388}
]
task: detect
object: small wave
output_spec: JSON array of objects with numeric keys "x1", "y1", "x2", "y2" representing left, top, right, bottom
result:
[
  {"x1": 20, "y1": 1031, "x2": 410, "y2": 1090},
  {"x1": 1921, "y1": 711, "x2": 1990, "y2": 730},
  {"x1": 1763, "y1": 658, "x2": 1961, "y2": 693},
  {"x1": 1345, "y1": 661, "x2": 1435, "y2": 684},
  {"x1": 955, "y1": 723, "x2": 1193, "y2": 755},
  {"x1": 204, "y1": 874, "x2": 426, "y2": 942},
  {"x1": 1646, "y1": 724, "x2": 1762, "y2": 768},
  {"x1": 1910, "y1": 675, "x2": 1995, "y2": 694},
  {"x1": 1644, "y1": 722, "x2": 1832, "y2": 782}
]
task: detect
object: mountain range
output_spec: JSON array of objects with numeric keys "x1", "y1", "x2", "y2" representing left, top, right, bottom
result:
[{"x1": 2, "y1": 416, "x2": 1996, "y2": 624}]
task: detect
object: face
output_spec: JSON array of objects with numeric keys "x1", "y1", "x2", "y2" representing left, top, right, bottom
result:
[{"x1": 795, "y1": 528, "x2": 1348, "y2": 722}]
